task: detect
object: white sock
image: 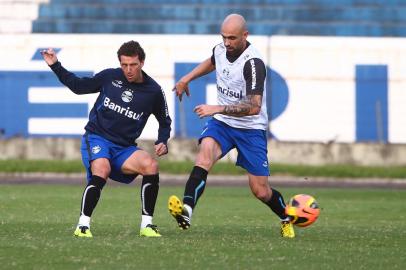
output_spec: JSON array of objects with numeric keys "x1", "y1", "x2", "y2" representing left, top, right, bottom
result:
[
  {"x1": 281, "y1": 216, "x2": 291, "y2": 222},
  {"x1": 184, "y1": 204, "x2": 193, "y2": 220},
  {"x1": 78, "y1": 215, "x2": 91, "y2": 228},
  {"x1": 140, "y1": 215, "x2": 153, "y2": 229}
]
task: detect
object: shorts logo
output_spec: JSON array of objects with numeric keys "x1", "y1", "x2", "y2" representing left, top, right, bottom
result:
[
  {"x1": 201, "y1": 127, "x2": 208, "y2": 135},
  {"x1": 121, "y1": 89, "x2": 133, "y2": 102},
  {"x1": 262, "y1": 161, "x2": 268, "y2": 167},
  {"x1": 92, "y1": 145, "x2": 101, "y2": 154}
]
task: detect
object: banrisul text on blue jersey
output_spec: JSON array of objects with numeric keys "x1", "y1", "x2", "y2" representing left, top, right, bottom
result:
[{"x1": 103, "y1": 97, "x2": 143, "y2": 120}]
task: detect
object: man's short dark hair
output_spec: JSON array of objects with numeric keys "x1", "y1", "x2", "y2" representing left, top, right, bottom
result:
[{"x1": 117, "y1": 40, "x2": 146, "y2": 62}]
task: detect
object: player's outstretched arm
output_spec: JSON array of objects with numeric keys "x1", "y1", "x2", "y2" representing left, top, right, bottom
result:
[
  {"x1": 41, "y1": 48, "x2": 103, "y2": 95},
  {"x1": 173, "y1": 57, "x2": 215, "y2": 101}
]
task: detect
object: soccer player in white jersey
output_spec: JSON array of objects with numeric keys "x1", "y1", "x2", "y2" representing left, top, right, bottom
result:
[{"x1": 168, "y1": 14, "x2": 295, "y2": 238}]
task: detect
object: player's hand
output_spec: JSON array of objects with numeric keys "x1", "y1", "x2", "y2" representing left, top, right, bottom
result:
[
  {"x1": 154, "y1": 142, "x2": 168, "y2": 156},
  {"x1": 172, "y1": 80, "x2": 190, "y2": 102},
  {"x1": 40, "y1": 48, "x2": 58, "y2": 66},
  {"x1": 194, "y1": 104, "x2": 222, "y2": 118}
]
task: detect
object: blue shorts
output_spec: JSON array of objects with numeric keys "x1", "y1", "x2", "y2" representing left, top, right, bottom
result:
[
  {"x1": 81, "y1": 132, "x2": 139, "y2": 184},
  {"x1": 199, "y1": 118, "x2": 270, "y2": 176}
]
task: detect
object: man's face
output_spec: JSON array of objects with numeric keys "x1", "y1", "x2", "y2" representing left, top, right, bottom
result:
[
  {"x1": 119, "y1": 55, "x2": 144, "y2": 83},
  {"x1": 221, "y1": 25, "x2": 248, "y2": 56}
]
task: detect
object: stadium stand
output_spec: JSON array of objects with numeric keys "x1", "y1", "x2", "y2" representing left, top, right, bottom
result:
[
  {"x1": 0, "y1": 0, "x2": 49, "y2": 33},
  {"x1": 29, "y1": 0, "x2": 406, "y2": 36}
]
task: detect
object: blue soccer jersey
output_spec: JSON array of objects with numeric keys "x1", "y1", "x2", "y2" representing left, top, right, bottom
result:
[{"x1": 50, "y1": 62, "x2": 171, "y2": 146}]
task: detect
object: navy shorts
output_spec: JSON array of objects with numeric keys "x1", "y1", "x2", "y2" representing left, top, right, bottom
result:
[
  {"x1": 199, "y1": 118, "x2": 270, "y2": 176},
  {"x1": 81, "y1": 132, "x2": 139, "y2": 184}
]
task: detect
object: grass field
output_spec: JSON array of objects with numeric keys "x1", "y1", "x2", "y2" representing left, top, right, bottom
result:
[
  {"x1": 1, "y1": 159, "x2": 406, "y2": 178},
  {"x1": 1, "y1": 185, "x2": 405, "y2": 269}
]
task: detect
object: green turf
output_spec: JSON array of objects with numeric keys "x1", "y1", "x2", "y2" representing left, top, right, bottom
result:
[
  {"x1": 0, "y1": 185, "x2": 405, "y2": 269},
  {"x1": 1, "y1": 159, "x2": 406, "y2": 178}
]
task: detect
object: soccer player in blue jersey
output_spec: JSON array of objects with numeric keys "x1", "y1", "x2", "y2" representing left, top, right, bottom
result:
[
  {"x1": 41, "y1": 40, "x2": 171, "y2": 238},
  {"x1": 168, "y1": 14, "x2": 295, "y2": 238}
]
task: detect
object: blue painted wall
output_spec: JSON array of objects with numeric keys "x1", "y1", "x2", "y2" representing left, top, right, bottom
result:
[{"x1": 356, "y1": 65, "x2": 388, "y2": 142}]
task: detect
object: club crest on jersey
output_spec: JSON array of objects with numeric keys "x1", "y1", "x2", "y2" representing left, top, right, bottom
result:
[
  {"x1": 112, "y1": 80, "x2": 123, "y2": 88},
  {"x1": 121, "y1": 89, "x2": 133, "y2": 102},
  {"x1": 222, "y1": 68, "x2": 230, "y2": 78},
  {"x1": 92, "y1": 145, "x2": 101, "y2": 154}
]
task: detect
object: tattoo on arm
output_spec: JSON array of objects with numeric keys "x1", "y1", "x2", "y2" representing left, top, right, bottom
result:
[{"x1": 222, "y1": 95, "x2": 262, "y2": 116}]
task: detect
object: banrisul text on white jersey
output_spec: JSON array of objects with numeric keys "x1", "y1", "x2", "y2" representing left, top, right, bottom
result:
[{"x1": 217, "y1": 85, "x2": 242, "y2": 99}]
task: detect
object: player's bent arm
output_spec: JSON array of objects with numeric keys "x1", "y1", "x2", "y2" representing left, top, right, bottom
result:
[
  {"x1": 179, "y1": 58, "x2": 215, "y2": 84},
  {"x1": 221, "y1": 94, "x2": 262, "y2": 117},
  {"x1": 174, "y1": 58, "x2": 215, "y2": 101},
  {"x1": 153, "y1": 88, "x2": 172, "y2": 146},
  {"x1": 220, "y1": 57, "x2": 266, "y2": 116},
  {"x1": 216, "y1": 57, "x2": 266, "y2": 117}
]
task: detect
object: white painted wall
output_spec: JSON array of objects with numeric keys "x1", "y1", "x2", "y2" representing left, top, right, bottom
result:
[{"x1": 0, "y1": 34, "x2": 405, "y2": 143}]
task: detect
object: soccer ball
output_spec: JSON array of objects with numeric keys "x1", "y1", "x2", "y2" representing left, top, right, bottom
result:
[{"x1": 285, "y1": 194, "x2": 320, "y2": 227}]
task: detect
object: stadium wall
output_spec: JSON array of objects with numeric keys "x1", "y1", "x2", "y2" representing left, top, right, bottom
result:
[
  {"x1": 1, "y1": 137, "x2": 406, "y2": 166},
  {"x1": 0, "y1": 34, "x2": 405, "y2": 164}
]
